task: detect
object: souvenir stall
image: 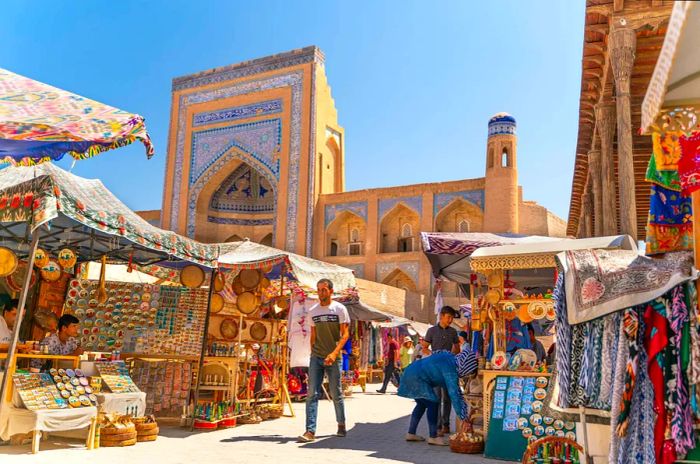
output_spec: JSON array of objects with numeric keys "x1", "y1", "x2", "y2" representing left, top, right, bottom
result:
[
  {"x1": 187, "y1": 240, "x2": 358, "y2": 429},
  {"x1": 0, "y1": 164, "x2": 217, "y2": 452}
]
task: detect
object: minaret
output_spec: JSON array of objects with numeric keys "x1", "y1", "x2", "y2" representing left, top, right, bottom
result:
[{"x1": 484, "y1": 113, "x2": 519, "y2": 233}]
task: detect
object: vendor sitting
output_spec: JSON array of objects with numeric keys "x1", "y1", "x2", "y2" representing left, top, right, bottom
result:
[
  {"x1": 31, "y1": 314, "x2": 84, "y2": 371},
  {"x1": 0, "y1": 299, "x2": 18, "y2": 350}
]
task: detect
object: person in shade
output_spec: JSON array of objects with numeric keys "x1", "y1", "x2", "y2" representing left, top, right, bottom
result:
[
  {"x1": 527, "y1": 324, "x2": 547, "y2": 363},
  {"x1": 298, "y1": 278, "x2": 350, "y2": 443},
  {"x1": 458, "y1": 331, "x2": 470, "y2": 353},
  {"x1": 398, "y1": 349, "x2": 478, "y2": 446},
  {"x1": 377, "y1": 333, "x2": 400, "y2": 393}
]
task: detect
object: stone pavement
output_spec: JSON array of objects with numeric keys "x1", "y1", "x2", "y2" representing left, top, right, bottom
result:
[{"x1": 0, "y1": 383, "x2": 508, "y2": 464}]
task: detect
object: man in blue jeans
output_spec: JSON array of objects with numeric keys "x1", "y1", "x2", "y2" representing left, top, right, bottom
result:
[{"x1": 298, "y1": 278, "x2": 350, "y2": 443}]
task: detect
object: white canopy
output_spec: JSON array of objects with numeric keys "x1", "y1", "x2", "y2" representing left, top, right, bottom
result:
[
  {"x1": 469, "y1": 235, "x2": 637, "y2": 259},
  {"x1": 642, "y1": 1, "x2": 700, "y2": 131},
  {"x1": 217, "y1": 240, "x2": 356, "y2": 291}
]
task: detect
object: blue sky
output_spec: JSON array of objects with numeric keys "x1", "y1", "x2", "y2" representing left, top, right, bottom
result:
[{"x1": 0, "y1": 1, "x2": 585, "y2": 220}]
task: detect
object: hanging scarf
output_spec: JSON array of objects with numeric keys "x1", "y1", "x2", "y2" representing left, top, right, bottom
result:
[
  {"x1": 645, "y1": 300, "x2": 669, "y2": 463},
  {"x1": 456, "y1": 348, "x2": 477, "y2": 378},
  {"x1": 609, "y1": 320, "x2": 631, "y2": 464},
  {"x1": 653, "y1": 131, "x2": 684, "y2": 171},
  {"x1": 617, "y1": 308, "x2": 641, "y2": 436},
  {"x1": 601, "y1": 313, "x2": 621, "y2": 408},
  {"x1": 553, "y1": 271, "x2": 573, "y2": 408},
  {"x1": 646, "y1": 184, "x2": 693, "y2": 255},
  {"x1": 568, "y1": 323, "x2": 588, "y2": 407},
  {"x1": 646, "y1": 148, "x2": 682, "y2": 191},
  {"x1": 678, "y1": 132, "x2": 700, "y2": 195},
  {"x1": 669, "y1": 286, "x2": 695, "y2": 457}
]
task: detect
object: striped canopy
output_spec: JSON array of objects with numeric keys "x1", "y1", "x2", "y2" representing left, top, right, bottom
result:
[{"x1": 0, "y1": 68, "x2": 154, "y2": 165}]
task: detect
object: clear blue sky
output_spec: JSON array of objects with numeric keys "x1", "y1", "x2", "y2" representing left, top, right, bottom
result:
[{"x1": 0, "y1": 1, "x2": 585, "y2": 220}]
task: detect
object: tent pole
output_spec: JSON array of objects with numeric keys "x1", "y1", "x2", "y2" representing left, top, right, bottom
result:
[
  {"x1": 0, "y1": 227, "x2": 41, "y2": 413},
  {"x1": 190, "y1": 269, "x2": 216, "y2": 430}
]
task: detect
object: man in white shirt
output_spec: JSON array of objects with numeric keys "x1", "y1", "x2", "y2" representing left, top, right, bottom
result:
[
  {"x1": 0, "y1": 300, "x2": 18, "y2": 349},
  {"x1": 298, "y1": 278, "x2": 350, "y2": 443}
]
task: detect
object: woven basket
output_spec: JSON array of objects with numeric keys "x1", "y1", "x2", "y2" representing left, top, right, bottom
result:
[
  {"x1": 449, "y1": 422, "x2": 484, "y2": 454},
  {"x1": 267, "y1": 405, "x2": 283, "y2": 419}
]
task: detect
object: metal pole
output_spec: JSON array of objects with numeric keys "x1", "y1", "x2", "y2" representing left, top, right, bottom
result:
[
  {"x1": 0, "y1": 227, "x2": 41, "y2": 413},
  {"x1": 190, "y1": 269, "x2": 216, "y2": 430}
]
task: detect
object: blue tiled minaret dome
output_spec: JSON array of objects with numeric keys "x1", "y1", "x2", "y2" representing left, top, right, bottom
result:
[{"x1": 488, "y1": 112, "x2": 516, "y2": 137}]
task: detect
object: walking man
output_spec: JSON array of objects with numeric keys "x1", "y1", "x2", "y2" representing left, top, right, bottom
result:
[
  {"x1": 377, "y1": 333, "x2": 400, "y2": 393},
  {"x1": 298, "y1": 278, "x2": 350, "y2": 442},
  {"x1": 424, "y1": 306, "x2": 460, "y2": 436}
]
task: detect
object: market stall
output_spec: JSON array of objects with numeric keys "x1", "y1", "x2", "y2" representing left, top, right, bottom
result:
[{"x1": 0, "y1": 163, "x2": 217, "y2": 451}]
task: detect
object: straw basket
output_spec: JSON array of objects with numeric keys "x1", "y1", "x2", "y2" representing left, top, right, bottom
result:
[
  {"x1": 211, "y1": 294, "x2": 225, "y2": 313},
  {"x1": 449, "y1": 421, "x2": 484, "y2": 454},
  {"x1": 100, "y1": 422, "x2": 137, "y2": 447},
  {"x1": 135, "y1": 416, "x2": 159, "y2": 442}
]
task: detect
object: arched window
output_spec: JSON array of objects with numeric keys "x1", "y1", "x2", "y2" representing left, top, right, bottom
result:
[
  {"x1": 330, "y1": 241, "x2": 339, "y2": 256},
  {"x1": 502, "y1": 147, "x2": 509, "y2": 167},
  {"x1": 401, "y1": 223, "x2": 412, "y2": 238},
  {"x1": 350, "y1": 228, "x2": 360, "y2": 243},
  {"x1": 458, "y1": 220, "x2": 470, "y2": 233},
  {"x1": 488, "y1": 147, "x2": 495, "y2": 168}
]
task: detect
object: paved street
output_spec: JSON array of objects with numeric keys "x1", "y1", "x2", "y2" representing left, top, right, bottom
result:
[{"x1": 1, "y1": 383, "x2": 507, "y2": 464}]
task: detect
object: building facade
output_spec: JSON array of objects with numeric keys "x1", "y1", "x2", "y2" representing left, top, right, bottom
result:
[{"x1": 153, "y1": 46, "x2": 566, "y2": 314}]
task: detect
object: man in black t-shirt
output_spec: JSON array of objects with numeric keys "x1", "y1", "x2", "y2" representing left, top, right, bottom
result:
[
  {"x1": 424, "y1": 306, "x2": 460, "y2": 436},
  {"x1": 377, "y1": 333, "x2": 400, "y2": 393}
]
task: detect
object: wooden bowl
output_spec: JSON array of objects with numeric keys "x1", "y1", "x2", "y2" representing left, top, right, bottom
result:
[
  {"x1": 210, "y1": 294, "x2": 224, "y2": 314},
  {"x1": 239, "y1": 269, "x2": 260, "y2": 289},
  {"x1": 237, "y1": 292, "x2": 259, "y2": 314}
]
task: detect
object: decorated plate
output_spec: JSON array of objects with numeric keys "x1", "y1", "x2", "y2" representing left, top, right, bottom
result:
[
  {"x1": 68, "y1": 396, "x2": 80, "y2": 408},
  {"x1": 76, "y1": 386, "x2": 85, "y2": 395},
  {"x1": 529, "y1": 414, "x2": 543, "y2": 426},
  {"x1": 502, "y1": 301, "x2": 517, "y2": 320},
  {"x1": 66, "y1": 369, "x2": 75, "y2": 378},
  {"x1": 85, "y1": 386, "x2": 93, "y2": 395},
  {"x1": 535, "y1": 377, "x2": 549, "y2": 389},
  {"x1": 65, "y1": 382, "x2": 75, "y2": 391},
  {"x1": 531, "y1": 400, "x2": 543, "y2": 413},
  {"x1": 534, "y1": 388, "x2": 547, "y2": 400},
  {"x1": 527, "y1": 301, "x2": 547, "y2": 320},
  {"x1": 553, "y1": 419, "x2": 564, "y2": 430},
  {"x1": 56, "y1": 382, "x2": 65, "y2": 390},
  {"x1": 76, "y1": 299, "x2": 87, "y2": 309},
  {"x1": 132, "y1": 293, "x2": 141, "y2": 302},
  {"x1": 556, "y1": 430, "x2": 565, "y2": 438},
  {"x1": 60, "y1": 390, "x2": 71, "y2": 399},
  {"x1": 545, "y1": 426, "x2": 556, "y2": 436},
  {"x1": 564, "y1": 421, "x2": 575, "y2": 431},
  {"x1": 491, "y1": 351, "x2": 508, "y2": 370},
  {"x1": 515, "y1": 349, "x2": 537, "y2": 370},
  {"x1": 565, "y1": 431, "x2": 576, "y2": 440},
  {"x1": 517, "y1": 417, "x2": 528, "y2": 430},
  {"x1": 534, "y1": 425, "x2": 545, "y2": 437},
  {"x1": 543, "y1": 416, "x2": 554, "y2": 426},
  {"x1": 88, "y1": 394, "x2": 97, "y2": 403},
  {"x1": 88, "y1": 299, "x2": 99, "y2": 309},
  {"x1": 545, "y1": 302, "x2": 556, "y2": 321}
]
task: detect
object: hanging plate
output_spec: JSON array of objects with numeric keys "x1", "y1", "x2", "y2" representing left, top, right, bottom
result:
[
  {"x1": 40, "y1": 260, "x2": 62, "y2": 282},
  {"x1": 0, "y1": 247, "x2": 18, "y2": 277},
  {"x1": 213, "y1": 273, "x2": 225, "y2": 292},
  {"x1": 219, "y1": 318, "x2": 239, "y2": 340},
  {"x1": 210, "y1": 294, "x2": 224, "y2": 314},
  {"x1": 5, "y1": 261, "x2": 37, "y2": 293},
  {"x1": 239, "y1": 269, "x2": 261, "y2": 289},
  {"x1": 180, "y1": 265, "x2": 205, "y2": 288},
  {"x1": 249, "y1": 322, "x2": 268, "y2": 341}
]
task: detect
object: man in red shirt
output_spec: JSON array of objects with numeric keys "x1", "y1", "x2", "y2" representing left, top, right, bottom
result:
[{"x1": 377, "y1": 333, "x2": 400, "y2": 393}]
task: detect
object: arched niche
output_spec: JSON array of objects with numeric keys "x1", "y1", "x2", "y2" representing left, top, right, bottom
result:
[
  {"x1": 435, "y1": 198, "x2": 483, "y2": 233},
  {"x1": 382, "y1": 268, "x2": 418, "y2": 292},
  {"x1": 379, "y1": 203, "x2": 420, "y2": 253},
  {"x1": 193, "y1": 151, "x2": 276, "y2": 243},
  {"x1": 226, "y1": 234, "x2": 244, "y2": 242},
  {"x1": 326, "y1": 210, "x2": 366, "y2": 256},
  {"x1": 259, "y1": 233, "x2": 273, "y2": 247}
]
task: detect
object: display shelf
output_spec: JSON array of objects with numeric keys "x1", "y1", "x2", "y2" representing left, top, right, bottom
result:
[
  {"x1": 199, "y1": 386, "x2": 231, "y2": 391},
  {"x1": 499, "y1": 298, "x2": 552, "y2": 305},
  {"x1": 121, "y1": 353, "x2": 199, "y2": 361}
]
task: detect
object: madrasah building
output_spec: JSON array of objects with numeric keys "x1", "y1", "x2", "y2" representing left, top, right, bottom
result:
[{"x1": 140, "y1": 46, "x2": 566, "y2": 320}]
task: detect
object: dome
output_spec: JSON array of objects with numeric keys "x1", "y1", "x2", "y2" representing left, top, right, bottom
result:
[{"x1": 488, "y1": 112, "x2": 516, "y2": 137}]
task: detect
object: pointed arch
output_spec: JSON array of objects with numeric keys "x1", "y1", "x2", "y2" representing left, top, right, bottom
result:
[
  {"x1": 382, "y1": 268, "x2": 418, "y2": 292},
  {"x1": 260, "y1": 233, "x2": 273, "y2": 246},
  {"x1": 325, "y1": 210, "x2": 366, "y2": 256},
  {"x1": 435, "y1": 198, "x2": 483, "y2": 233},
  {"x1": 379, "y1": 203, "x2": 420, "y2": 253},
  {"x1": 226, "y1": 234, "x2": 244, "y2": 242}
]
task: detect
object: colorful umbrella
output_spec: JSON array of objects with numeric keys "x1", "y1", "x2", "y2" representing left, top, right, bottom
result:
[{"x1": 0, "y1": 68, "x2": 154, "y2": 165}]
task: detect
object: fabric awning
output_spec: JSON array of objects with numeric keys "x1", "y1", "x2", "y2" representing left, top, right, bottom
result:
[
  {"x1": 217, "y1": 240, "x2": 356, "y2": 291},
  {"x1": 641, "y1": 1, "x2": 699, "y2": 132},
  {"x1": 0, "y1": 164, "x2": 216, "y2": 266},
  {"x1": 469, "y1": 235, "x2": 637, "y2": 259},
  {"x1": 421, "y1": 232, "x2": 560, "y2": 283},
  {"x1": 0, "y1": 68, "x2": 154, "y2": 165},
  {"x1": 345, "y1": 301, "x2": 392, "y2": 322}
]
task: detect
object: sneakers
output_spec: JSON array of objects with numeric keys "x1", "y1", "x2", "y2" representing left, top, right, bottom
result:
[
  {"x1": 428, "y1": 436, "x2": 448, "y2": 446},
  {"x1": 376, "y1": 389, "x2": 386, "y2": 394},
  {"x1": 405, "y1": 433, "x2": 425, "y2": 442},
  {"x1": 297, "y1": 431, "x2": 315, "y2": 443},
  {"x1": 337, "y1": 424, "x2": 347, "y2": 437}
]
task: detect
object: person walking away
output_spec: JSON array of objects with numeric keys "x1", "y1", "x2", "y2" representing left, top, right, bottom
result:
[
  {"x1": 424, "y1": 306, "x2": 460, "y2": 436},
  {"x1": 400, "y1": 336, "x2": 414, "y2": 368},
  {"x1": 377, "y1": 333, "x2": 400, "y2": 393},
  {"x1": 298, "y1": 279, "x2": 350, "y2": 443},
  {"x1": 398, "y1": 349, "x2": 478, "y2": 445}
]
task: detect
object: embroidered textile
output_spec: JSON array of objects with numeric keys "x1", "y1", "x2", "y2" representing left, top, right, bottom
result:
[
  {"x1": 554, "y1": 271, "x2": 573, "y2": 408},
  {"x1": 609, "y1": 321, "x2": 631, "y2": 464},
  {"x1": 653, "y1": 131, "x2": 683, "y2": 171},
  {"x1": 646, "y1": 150, "x2": 682, "y2": 191},
  {"x1": 617, "y1": 308, "x2": 640, "y2": 436},
  {"x1": 670, "y1": 286, "x2": 694, "y2": 456},
  {"x1": 646, "y1": 223, "x2": 694, "y2": 255},
  {"x1": 601, "y1": 313, "x2": 621, "y2": 407},
  {"x1": 645, "y1": 300, "x2": 669, "y2": 462},
  {"x1": 679, "y1": 133, "x2": 700, "y2": 194},
  {"x1": 648, "y1": 184, "x2": 692, "y2": 226},
  {"x1": 559, "y1": 249, "x2": 694, "y2": 325}
]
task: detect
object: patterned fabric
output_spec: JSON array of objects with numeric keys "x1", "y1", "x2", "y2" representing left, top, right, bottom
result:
[
  {"x1": 0, "y1": 164, "x2": 217, "y2": 267},
  {"x1": 686, "y1": 284, "x2": 700, "y2": 387},
  {"x1": 679, "y1": 132, "x2": 700, "y2": 195},
  {"x1": 645, "y1": 300, "x2": 669, "y2": 462},
  {"x1": 568, "y1": 323, "x2": 588, "y2": 406},
  {"x1": 645, "y1": 183, "x2": 693, "y2": 255},
  {"x1": 617, "y1": 308, "x2": 640, "y2": 436},
  {"x1": 616, "y1": 328, "x2": 658, "y2": 464},
  {"x1": 600, "y1": 313, "x2": 620, "y2": 406},
  {"x1": 609, "y1": 320, "x2": 631, "y2": 464},
  {"x1": 646, "y1": 149, "x2": 682, "y2": 191},
  {"x1": 0, "y1": 68, "x2": 154, "y2": 166},
  {"x1": 455, "y1": 348, "x2": 477, "y2": 378},
  {"x1": 669, "y1": 286, "x2": 695, "y2": 457},
  {"x1": 554, "y1": 270, "x2": 573, "y2": 408},
  {"x1": 560, "y1": 249, "x2": 694, "y2": 324},
  {"x1": 653, "y1": 131, "x2": 684, "y2": 171}
]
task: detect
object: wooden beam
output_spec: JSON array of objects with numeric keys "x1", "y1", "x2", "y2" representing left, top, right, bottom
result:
[{"x1": 613, "y1": 0, "x2": 624, "y2": 13}]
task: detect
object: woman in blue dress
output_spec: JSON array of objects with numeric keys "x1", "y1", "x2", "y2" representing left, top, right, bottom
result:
[{"x1": 397, "y1": 349, "x2": 477, "y2": 446}]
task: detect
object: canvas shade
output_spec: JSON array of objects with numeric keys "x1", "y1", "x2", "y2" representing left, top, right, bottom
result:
[
  {"x1": 217, "y1": 240, "x2": 356, "y2": 292},
  {"x1": 0, "y1": 163, "x2": 216, "y2": 267},
  {"x1": 0, "y1": 68, "x2": 154, "y2": 165}
]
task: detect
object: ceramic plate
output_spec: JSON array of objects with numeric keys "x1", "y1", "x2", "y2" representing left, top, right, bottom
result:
[
  {"x1": 531, "y1": 401, "x2": 544, "y2": 413},
  {"x1": 534, "y1": 388, "x2": 547, "y2": 400},
  {"x1": 535, "y1": 376, "x2": 549, "y2": 388},
  {"x1": 491, "y1": 351, "x2": 508, "y2": 370}
]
